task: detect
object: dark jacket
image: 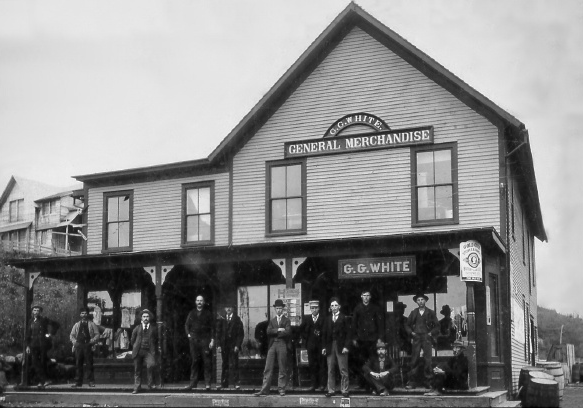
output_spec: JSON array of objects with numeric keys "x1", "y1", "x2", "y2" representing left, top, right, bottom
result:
[
  {"x1": 26, "y1": 316, "x2": 58, "y2": 350},
  {"x1": 362, "y1": 354, "x2": 399, "y2": 376},
  {"x1": 131, "y1": 323, "x2": 159, "y2": 359},
  {"x1": 352, "y1": 303, "x2": 383, "y2": 342},
  {"x1": 322, "y1": 313, "x2": 351, "y2": 354},
  {"x1": 185, "y1": 308, "x2": 215, "y2": 341},
  {"x1": 439, "y1": 351, "x2": 469, "y2": 390},
  {"x1": 299, "y1": 313, "x2": 325, "y2": 352},
  {"x1": 405, "y1": 308, "x2": 439, "y2": 337},
  {"x1": 217, "y1": 314, "x2": 244, "y2": 350},
  {"x1": 266, "y1": 315, "x2": 291, "y2": 349}
]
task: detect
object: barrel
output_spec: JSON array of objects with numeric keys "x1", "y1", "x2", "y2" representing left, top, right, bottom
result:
[
  {"x1": 538, "y1": 361, "x2": 564, "y2": 399},
  {"x1": 518, "y1": 366, "x2": 545, "y2": 401},
  {"x1": 524, "y1": 378, "x2": 559, "y2": 408}
]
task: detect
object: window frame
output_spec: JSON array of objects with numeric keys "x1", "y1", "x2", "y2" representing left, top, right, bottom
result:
[
  {"x1": 410, "y1": 143, "x2": 459, "y2": 227},
  {"x1": 102, "y1": 190, "x2": 133, "y2": 253},
  {"x1": 265, "y1": 159, "x2": 307, "y2": 237},
  {"x1": 181, "y1": 181, "x2": 215, "y2": 247},
  {"x1": 9, "y1": 199, "x2": 24, "y2": 222}
]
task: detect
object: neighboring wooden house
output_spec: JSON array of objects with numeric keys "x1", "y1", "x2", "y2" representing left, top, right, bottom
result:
[{"x1": 9, "y1": 3, "x2": 546, "y2": 395}]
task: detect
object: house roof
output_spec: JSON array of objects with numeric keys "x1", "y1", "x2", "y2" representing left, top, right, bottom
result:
[{"x1": 0, "y1": 176, "x2": 64, "y2": 209}]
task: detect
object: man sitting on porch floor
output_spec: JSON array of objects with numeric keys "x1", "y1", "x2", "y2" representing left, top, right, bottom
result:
[
  {"x1": 424, "y1": 340, "x2": 469, "y2": 396},
  {"x1": 362, "y1": 341, "x2": 399, "y2": 396}
]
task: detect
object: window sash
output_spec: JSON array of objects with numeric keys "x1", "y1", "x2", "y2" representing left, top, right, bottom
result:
[
  {"x1": 182, "y1": 183, "x2": 213, "y2": 245},
  {"x1": 103, "y1": 192, "x2": 132, "y2": 251},
  {"x1": 268, "y1": 162, "x2": 305, "y2": 233}
]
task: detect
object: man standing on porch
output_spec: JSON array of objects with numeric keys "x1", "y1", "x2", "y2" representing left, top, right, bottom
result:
[
  {"x1": 183, "y1": 295, "x2": 215, "y2": 391},
  {"x1": 25, "y1": 305, "x2": 53, "y2": 389},
  {"x1": 131, "y1": 309, "x2": 159, "y2": 394},
  {"x1": 405, "y1": 292, "x2": 439, "y2": 389},
  {"x1": 254, "y1": 299, "x2": 291, "y2": 397},
  {"x1": 216, "y1": 303, "x2": 244, "y2": 390},
  {"x1": 322, "y1": 297, "x2": 351, "y2": 398},
  {"x1": 69, "y1": 307, "x2": 100, "y2": 388}
]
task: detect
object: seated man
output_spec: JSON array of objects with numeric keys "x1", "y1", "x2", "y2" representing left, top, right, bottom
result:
[
  {"x1": 362, "y1": 342, "x2": 399, "y2": 396},
  {"x1": 425, "y1": 340, "x2": 469, "y2": 396}
]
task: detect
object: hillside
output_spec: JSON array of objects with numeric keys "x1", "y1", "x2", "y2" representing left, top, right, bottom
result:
[{"x1": 538, "y1": 305, "x2": 583, "y2": 359}]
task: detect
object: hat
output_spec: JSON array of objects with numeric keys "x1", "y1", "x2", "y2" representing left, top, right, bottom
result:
[
  {"x1": 412, "y1": 292, "x2": 429, "y2": 302},
  {"x1": 309, "y1": 300, "x2": 320, "y2": 307},
  {"x1": 31, "y1": 305, "x2": 43, "y2": 312},
  {"x1": 329, "y1": 297, "x2": 340, "y2": 305},
  {"x1": 79, "y1": 307, "x2": 89, "y2": 313},
  {"x1": 376, "y1": 342, "x2": 387, "y2": 349},
  {"x1": 440, "y1": 305, "x2": 452, "y2": 316},
  {"x1": 452, "y1": 341, "x2": 466, "y2": 348},
  {"x1": 273, "y1": 299, "x2": 285, "y2": 308},
  {"x1": 141, "y1": 309, "x2": 154, "y2": 318},
  {"x1": 395, "y1": 302, "x2": 407, "y2": 310}
]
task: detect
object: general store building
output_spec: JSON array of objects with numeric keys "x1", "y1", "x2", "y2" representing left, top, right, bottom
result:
[{"x1": 9, "y1": 3, "x2": 546, "y2": 395}]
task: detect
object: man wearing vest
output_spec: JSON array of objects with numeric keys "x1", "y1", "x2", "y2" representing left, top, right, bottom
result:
[
  {"x1": 216, "y1": 303, "x2": 244, "y2": 390},
  {"x1": 254, "y1": 299, "x2": 291, "y2": 397},
  {"x1": 25, "y1": 305, "x2": 54, "y2": 389},
  {"x1": 322, "y1": 297, "x2": 351, "y2": 398},
  {"x1": 131, "y1": 309, "x2": 158, "y2": 394},
  {"x1": 183, "y1": 295, "x2": 215, "y2": 391},
  {"x1": 299, "y1": 299, "x2": 326, "y2": 392},
  {"x1": 69, "y1": 307, "x2": 100, "y2": 388},
  {"x1": 405, "y1": 292, "x2": 439, "y2": 389}
]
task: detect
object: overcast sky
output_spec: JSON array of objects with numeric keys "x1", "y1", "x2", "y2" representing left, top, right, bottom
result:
[{"x1": 1, "y1": 0, "x2": 581, "y2": 315}]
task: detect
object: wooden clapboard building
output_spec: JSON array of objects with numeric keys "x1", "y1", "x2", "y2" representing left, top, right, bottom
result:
[{"x1": 9, "y1": 3, "x2": 545, "y2": 395}]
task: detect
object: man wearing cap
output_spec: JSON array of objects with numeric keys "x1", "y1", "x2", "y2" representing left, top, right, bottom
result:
[
  {"x1": 254, "y1": 299, "x2": 291, "y2": 397},
  {"x1": 299, "y1": 300, "x2": 326, "y2": 392},
  {"x1": 69, "y1": 307, "x2": 100, "y2": 388},
  {"x1": 322, "y1": 297, "x2": 351, "y2": 398},
  {"x1": 425, "y1": 340, "x2": 469, "y2": 396},
  {"x1": 25, "y1": 305, "x2": 54, "y2": 389},
  {"x1": 362, "y1": 342, "x2": 399, "y2": 396},
  {"x1": 184, "y1": 295, "x2": 215, "y2": 391},
  {"x1": 351, "y1": 290, "x2": 383, "y2": 390},
  {"x1": 216, "y1": 303, "x2": 244, "y2": 390},
  {"x1": 130, "y1": 309, "x2": 159, "y2": 394},
  {"x1": 405, "y1": 293, "x2": 439, "y2": 389}
]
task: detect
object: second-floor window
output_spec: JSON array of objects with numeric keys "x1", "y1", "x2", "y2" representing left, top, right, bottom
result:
[
  {"x1": 9, "y1": 199, "x2": 24, "y2": 222},
  {"x1": 103, "y1": 191, "x2": 133, "y2": 251},
  {"x1": 182, "y1": 182, "x2": 214, "y2": 245},
  {"x1": 411, "y1": 143, "x2": 458, "y2": 225},
  {"x1": 267, "y1": 160, "x2": 306, "y2": 234}
]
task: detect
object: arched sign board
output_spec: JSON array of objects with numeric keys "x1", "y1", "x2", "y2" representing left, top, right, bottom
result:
[{"x1": 284, "y1": 113, "x2": 433, "y2": 158}]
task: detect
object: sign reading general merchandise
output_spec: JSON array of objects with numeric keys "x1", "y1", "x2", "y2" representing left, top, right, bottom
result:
[
  {"x1": 284, "y1": 125, "x2": 434, "y2": 158},
  {"x1": 338, "y1": 256, "x2": 416, "y2": 279},
  {"x1": 460, "y1": 240, "x2": 482, "y2": 282}
]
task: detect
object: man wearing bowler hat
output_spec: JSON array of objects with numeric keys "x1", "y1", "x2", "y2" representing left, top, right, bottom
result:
[
  {"x1": 299, "y1": 300, "x2": 326, "y2": 392},
  {"x1": 254, "y1": 299, "x2": 291, "y2": 397},
  {"x1": 405, "y1": 293, "x2": 439, "y2": 389},
  {"x1": 130, "y1": 309, "x2": 158, "y2": 394}
]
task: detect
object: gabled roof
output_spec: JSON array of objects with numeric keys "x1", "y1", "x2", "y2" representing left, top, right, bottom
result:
[{"x1": 0, "y1": 176, "x2": 63, "y2": 208}]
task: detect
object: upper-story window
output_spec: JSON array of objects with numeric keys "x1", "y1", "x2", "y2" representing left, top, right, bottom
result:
[
  {"x1": 103, "y1": 191, "x2": 133, "y2": 251},
  {"x1": 411, "y1": 143, "x2": 458, "y2": 226},
  {"x1": 182, "y1": 182, "x2": 214, "y2": 245},
  {"x1": 9, "y1": 199, "x2": 24, "y2": 222},
  {"x1": 266, "y1": 160, "x2": 306, "y2": 235},
  {"x1": 41, "y1": 200, "x2": 56, "y2": 216}
]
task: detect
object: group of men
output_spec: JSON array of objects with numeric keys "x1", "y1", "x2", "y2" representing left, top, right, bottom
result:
[{"x1": 26, "y1": 290, "x2": 468, "y2": 397}]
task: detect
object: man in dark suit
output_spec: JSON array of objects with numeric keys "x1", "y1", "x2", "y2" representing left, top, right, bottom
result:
[
  {"x1": 405, "y1": 292, "x2": 439, "y2": 389},
  {"x1": 25, "y1": 305, "x2": 56, "y2": 389},
  {"x1": 299, "y1": 300, "x2": 326, "y2": 392},
  {"x1": 216, "y1": 303, "x2": 244, "y2": 390},
  {"x1": 425, "y1": 340, "x2": 469, "y2": 395},
  {"x1": 254, "y1": 299, "x2": 291, "y2": 397},
  {"x1": 362, "y1": 342, "x2": 399, "y2": 396},
  {"x1": 130, "y1": 309, "x2": 159, "y2": 394},
  {"x1": 322, "y1": 297, "x2": 351, "y2": 398},
  {"x1": 183, "y1": 295, "x2": 215, "y2": 391}
]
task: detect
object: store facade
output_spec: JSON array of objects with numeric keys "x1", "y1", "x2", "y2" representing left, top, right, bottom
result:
[{"x1": 10, "y1": 3, "x2": 545, "y2": 395}]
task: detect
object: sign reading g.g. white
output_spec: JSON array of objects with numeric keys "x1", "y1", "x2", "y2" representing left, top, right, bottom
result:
[
  {"x1": 460, "y1": 240, "x2": 482, "y2": 282},
  {"x1": 339, "y1": 256, "x2": 416, "y2": 279}
]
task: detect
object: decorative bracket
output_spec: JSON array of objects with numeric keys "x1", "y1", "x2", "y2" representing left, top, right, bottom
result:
[
  {"x1": 144, "y1": 266, "x2": 156, "y2": 285},
  {"x1": 272, "y1": 259, "x2": 286, "y2": 280},
  {"x1": 292, "y1": 257, "x2": 307, "y2": 279},
  {"x1": 161, "y1": 265, "x2": 174, "y2": 286},
  {"x1": 28, "y1": 272, "x2": 41, "y2": 290}
]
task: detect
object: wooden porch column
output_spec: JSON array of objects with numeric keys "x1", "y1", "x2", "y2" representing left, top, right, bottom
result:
[{"x1": 466, "y1": 282, "x2": 478, "y2": 389}]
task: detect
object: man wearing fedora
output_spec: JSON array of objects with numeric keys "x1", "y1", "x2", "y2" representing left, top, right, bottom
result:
[
  {"x1": 425, "y1": 340, "x2": 469, "y2": 396},
  {"x1": 405, "y1": 293, "x2": 439, "y2": 389},
  {"x1": 299, "y1": 299, "x2": 326, "y2": 392},
  {"x1": 362, "y1": 341, "x2": 399, "y2": 396},
  {"x1": 216, "y1": 303, "x2": 244, "y2": 390},
  {"x1": 254, "y1": 299, "x2": 291, "y2": 396},
  {"x1": 436, "y1": 305, "x2": 458, "y2": 350},
  {"x1": 130, "y1": 309, "x2": 158, "y2": 394},
  {"x1": 69, "y1": 307, "x2": 100, "y2": 388},
  {"x1": 321, "y1": 297, "x2": 351, "y2": 398}
]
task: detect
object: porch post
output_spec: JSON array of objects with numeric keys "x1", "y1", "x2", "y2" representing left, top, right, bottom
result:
[{"x1": 466, "y1": 282, "x2": 478, "y2": 388}]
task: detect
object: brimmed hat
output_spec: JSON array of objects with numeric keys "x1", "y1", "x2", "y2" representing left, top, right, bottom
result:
[
  {"x1": 412, "y1": 292, "x2": 429, "y2": 302},
  {"x1": 309, "y1": 300, "x2": 320, "y2": 307},
  {"x1": 376, "y1": 342, "x2": 387, "y2": 349},
  {"x1": 31, "y1": 305, "x2": 43, "y2": 312},
  {"x1": 273, "y1": 299, "x2": 285, "y2": 308},
  {"x1": 395, "y1": 302, "x2": 407, "y2": 310},
  {"x1": 452, "y1": 341, "x2": 466, "y2": 348},
  {"x1": 440, "y1": 305, "x2": 452, "y2": 316},
  {"x1": 79, "y1": 307, "x2": 89, "y2": 313},
  {"x1": 140, "y1": 309, "x2": 154, "y2": 318}
]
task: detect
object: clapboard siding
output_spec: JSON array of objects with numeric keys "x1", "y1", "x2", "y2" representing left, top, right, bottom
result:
[
  {"x1": 86, "y1": 173, "x2": 229, "y2": 254},
  {"x1": 232, "y1": 27, "x2": 500, "y2": 245}
]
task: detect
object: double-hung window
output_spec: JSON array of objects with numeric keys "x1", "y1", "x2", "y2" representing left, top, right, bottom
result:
[
  {"x1": 9, "y1": 199, "x2": 24, "y2": 222},
  {"x1": 182, "y1": 182, "x2": 214, "y2": 245},
  {"x1": 266, "y1": 160, "x2": 306, "y2": 235},
  {"x1": 103, "y1": 191, "x2": 133, "y2": 251},
  {"x1": 411, "y1": 143, "x2": 458, "y2": 225}
]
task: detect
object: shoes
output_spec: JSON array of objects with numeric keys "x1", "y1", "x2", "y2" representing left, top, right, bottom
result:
[
  {"x1": 422, "y1": 382, "x2": 432, "y2": 389},
  {"x1": 89, "y1": 382, "x2": 95, "y2": 387},
  {"x1": 148, "y1": 385, "x2": 156, "y2": 390},
  {"x1": 235, "y1": 385, "x2": 240, "y2": 390},
  {"x1": 371, "y1": 390, "x2": 378, "y2": 395},
  {"x1": 205, "y1": 385, "x2": 211, "y2": 391},
  {"x1": 43, "y1": 381, "x2": 52, "y2": 387},
  {"x1": 253, "y1": 392, "x2": 267, "y2": 397},
  {"x1": 37, "y1": 383, "x2": 45, "y2": 389},
  {"x1": 325, "y1": 392, "x2": 333, "y2": 398},
  {"x1": 405, "y1": 382, "x2": 417, "y2": 390},
  {"x1": 71, "y1": 383, "x2": 81, "y2": 388},
  {"x1": 342, "y1": 392, "x2": 349, "y2": 397},
  {"x1": 307, "y1": 386, "x2": 316, "y2": 392},
  {"x1": 318, "y1": 386, "x2": 326, "y2": 392},
  {"x1": 424, "y1": 390, "x2": 442, "y2": 396},
  {"x1": 132, "y1": 388, "x2": 139, "y2": 394},
  {"x1": 216, "y1": 386, "x2": 223, "y2": 390},
  {"x1": 182, "y1": 385, "x2": 194, "y2": 391},
  {"x1": 380, "y1": 391, "x2": 389, "y2": 396},
  {"x1": 279, "y1": 390, "x2": 286, "y2": 396}
]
